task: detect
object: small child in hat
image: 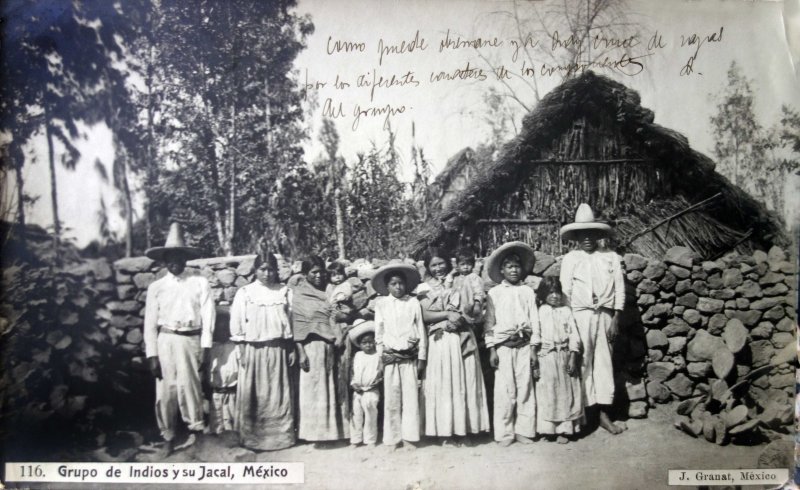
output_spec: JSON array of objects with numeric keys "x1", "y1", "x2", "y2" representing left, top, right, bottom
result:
[
  {"x1": 348, "y1": 319, "x2": 382, "y2": 447},
  {"x1": 484, "y1": 241, "x2": 539, "y2": 447},
  {"x1": 372, "y1": 263, "x2": 425, "y2": 449}
]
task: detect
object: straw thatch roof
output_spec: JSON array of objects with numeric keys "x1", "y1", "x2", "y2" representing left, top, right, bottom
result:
[{"x1": 414, "y1": 71, "x2": 787, "y2": 259}]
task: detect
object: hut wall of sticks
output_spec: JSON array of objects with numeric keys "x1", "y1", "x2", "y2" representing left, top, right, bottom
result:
[{"x1": 414, "y1": 71, "x2": 787, "y2": 260}]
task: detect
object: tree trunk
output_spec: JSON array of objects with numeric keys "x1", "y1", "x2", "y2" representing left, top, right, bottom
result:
[
  {"x1": 335, "y1": 188, "x2": 345, "y2": 259},
  {"x1": 14, "y1": 158, "x2": 25, "y2": 227},
  {"x1": 121, "y1": 155, "x2": 133, "y2": 257},
  {"x1": 44, "y1": 114, "x2": 61, "y2": 262}
]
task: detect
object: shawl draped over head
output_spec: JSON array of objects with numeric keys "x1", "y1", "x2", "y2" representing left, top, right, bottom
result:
[{"x1": 292, "y1": 278, "x2": 336, "y2": 343}]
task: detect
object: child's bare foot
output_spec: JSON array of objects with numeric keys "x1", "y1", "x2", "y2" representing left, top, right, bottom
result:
[
  {"x1": 514, "y1": 434, "x2": 534, "y2": 444},
  {"x1": 403, "y1": 440, "x2": 419, "y2": 450},
  {"x1": 497, "y1": 438, "x2": 513, "y2": 447},
  {"x1": 599, "y1": 412, "x2": 625, "y2": 434},
  {"x1": 557, "y1": 436, "x2": 569, "y2": 444},
  {"x1": 161, "y1": 440, "x2": 174, "y2": 457}
]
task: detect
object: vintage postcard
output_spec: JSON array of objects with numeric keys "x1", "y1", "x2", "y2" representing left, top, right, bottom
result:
[{"x1": 0, "y1": 0, "x2": 797, "y2": 488}]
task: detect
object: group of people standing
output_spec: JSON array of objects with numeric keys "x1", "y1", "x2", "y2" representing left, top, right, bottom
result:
[{"x1": 142, "y1": 203, "x2": 627, "y2": 454}]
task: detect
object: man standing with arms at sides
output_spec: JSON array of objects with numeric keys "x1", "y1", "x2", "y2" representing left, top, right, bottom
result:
[
  {"x1": 143, "y1": 222, "x2": 215, "y2": 455},
  {"x1": 559, "y1": 204, "x2": 626, "y2": 435}
]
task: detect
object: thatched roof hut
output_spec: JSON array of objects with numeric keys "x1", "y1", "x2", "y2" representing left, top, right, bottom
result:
[
  {"x1": 414, "y1": 72, "x2": 787, "y2": 259},
  {"x1": 427, "y1": 146, "x2": 492, "y2": 212}
]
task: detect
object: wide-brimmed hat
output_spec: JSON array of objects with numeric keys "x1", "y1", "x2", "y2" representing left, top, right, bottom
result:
[
  {"x1": 485, "y1": 241, "x2": 535, "y2": 284},
  {"x1": 145, "y1": 222, "x2": 203, "y2": 261},
  {"x1": 348, "y1": 319, "x2": 376, "y2": 347},
  {"x1": 370, "y1": 263, "x2": 421, "y2": 296},
  {"x1": 559, "y1": 203, "x2": 612, "y2": 240}
]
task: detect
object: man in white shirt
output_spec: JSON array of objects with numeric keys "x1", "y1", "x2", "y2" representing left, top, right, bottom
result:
[
  {"x1": 560, "y1": 204, "x2": 626, "y2": 435},
  {"x1": 143, "y1": 223, "x2": 215, "y2": 454}
]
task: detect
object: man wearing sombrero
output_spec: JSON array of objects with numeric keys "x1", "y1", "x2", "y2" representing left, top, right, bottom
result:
[
  {"x1": 559, "y1": 204, "x2": 626, "y2": 435},
  {"x1": 143, "y1": 222, "x2": 216, "y2": 454}
]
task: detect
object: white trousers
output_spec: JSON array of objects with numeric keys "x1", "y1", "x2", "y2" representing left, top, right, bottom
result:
[
  {"x1": 493, "y1": 345, "x2": 536, "y2": 442},
  {"x1": 573, "y1": 309, "x2": 615, "y2": 406},
  {"x1": 351, "y1": 389, "x2": 380, "y2": 445},
  {"x1": 155, "y1": 333, "x2": 205, "y2": 441},
  {"x1": 383, "y1": 360, "x2": 420, "y2": 445}
]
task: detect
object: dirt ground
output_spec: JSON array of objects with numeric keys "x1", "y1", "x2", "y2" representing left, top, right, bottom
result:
[{"x1": 27, "y1": 402, "x2": 791, "y2": 490}]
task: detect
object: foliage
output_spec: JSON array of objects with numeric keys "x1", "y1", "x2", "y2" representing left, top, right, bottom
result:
[
  {"x1": 0, "y1": 261, "x2": 142, "y2": 458},
  {"x1": 710, "y1": 62, "x2": 799, "y2": 215},
  {"x1": 0, "y1": 0, "x2": 127, "y2": 259}
]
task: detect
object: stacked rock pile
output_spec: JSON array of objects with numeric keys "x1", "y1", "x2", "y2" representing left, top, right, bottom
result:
[{"x1": 623, "y1": 245, "x2": 796, "y2": 443}]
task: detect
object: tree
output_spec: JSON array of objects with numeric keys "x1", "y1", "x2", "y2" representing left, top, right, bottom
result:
[
  {"x1": 140, "y1": 0, "x2": 313, "y2": 256},
  {"x1": 316, "y1": 118, "x2": 347, "y2": 259},
  {"x1": 710, "y1": 62, "x2": 761, "y2": 188},
  {"x1": 710, "y1": 61, "x2": 800, "y2": 215},
  {"x1": 0, "y1": 0, "x2": 125, "y2": 261}
]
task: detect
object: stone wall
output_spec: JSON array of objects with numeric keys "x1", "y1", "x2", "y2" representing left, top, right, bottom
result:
[
  {"x1": 109, "y1": 254, "x2": 259, "y2": 365},
  {"x1": 107, "y1": 246, "x2": 795, "y2": 442}
]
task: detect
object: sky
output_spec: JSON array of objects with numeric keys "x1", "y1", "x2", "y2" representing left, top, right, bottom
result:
[{"x1": 9, "y1": 0, "x2": 800, "y2": 247}]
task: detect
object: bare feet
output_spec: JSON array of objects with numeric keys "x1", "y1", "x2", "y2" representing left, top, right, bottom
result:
[
  {"x1": 161, "y1": 439, "x2": 174, "y2": 457},
  {"x1": 557, "y1": 436, "x2": 569, "y2": 444},
  {"x1": 498, "y1": 438, "x2": 513, "y2": 447},
  {"x1": 403, "y1": 440, "x2": 419, "y2": 450},
  {"x1": 174, "y1": 433, "x2": 196, "y2": 452},
  {"x1": 514, "y1": 434, "x2": 534, "y2": 444},
  {"x1": 599, "y1": 411, "x2": 625, "y2": 435}
]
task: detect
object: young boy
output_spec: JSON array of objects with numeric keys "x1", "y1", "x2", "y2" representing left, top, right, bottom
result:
[
  {"x1": 372, "y1": 263, "x2": 425, "y2": 449},
  {"x1": 207, "y1": 304, "x2": 239, "y2": 434},
  {"x1": 348, "y1": 320, "x2": 382, "y2": 447},
  {"x1": 484, "y1": 241, "x2": 538, "y2": 447},
  {"x1": 559, "y1": 203, "x2": 626, "y2": 435}
]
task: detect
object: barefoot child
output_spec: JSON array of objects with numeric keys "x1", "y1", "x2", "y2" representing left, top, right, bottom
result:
[
  {"x1": 484, "y1": 241, "x2": 538, "y2": 447},
  {"x1": 372, "y1": 263, "x2": 426, "y2": 449},
  {"x1": 348, "y1": 320, "x2": 382, "y2": 447},
  {"x1": 532, "y1": 277, "x2": 583, "y2": 443},
  {"x1": 207, "y1": 304, "x2": 239, "y2": 434},
  {"x1": 559, "y1": 203, "x2": 626, "y2": 435}
]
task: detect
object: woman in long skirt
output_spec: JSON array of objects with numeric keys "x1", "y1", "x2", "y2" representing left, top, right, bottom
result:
[
  {"x1": 292, "y1": 256, "x2": 349, "y2": 444},
  {"x1": 418, "y1": 248, "x2": 490, "y2": 445},
  {"x1": 230, "y1": 252, "x2": 295, "y2": 450}
]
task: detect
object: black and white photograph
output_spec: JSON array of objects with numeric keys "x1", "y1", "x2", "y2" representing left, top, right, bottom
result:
[{"x1": 0, "y1": 0, "x2": 798, "y2": 488}]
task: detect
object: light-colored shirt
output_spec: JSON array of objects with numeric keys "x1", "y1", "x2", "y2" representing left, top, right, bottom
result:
[
  {"x1": 229, "y1": 282, "x2": 293, "y2": 342},
  {"x1": 533, "y1": 304, "x2": 581, "y2": 354},
  {"x1": 560, "y1": 250, "x2": 625, "y2": 312},
  {"x1": 351, "y1": 350, "x2": 382, "y2": 390},
  {"x1": 484, "y1": 280, "x2": 539, "y2": 348},
  {"x1": 374, "y1": 295, "x2": 427, "y2": 360},
  {"x1": 208, "y1": 342, "x2": 239, "y2": 389},
  {"x1": 143, "y1": 271, "x2": 215, "y2": 358}
]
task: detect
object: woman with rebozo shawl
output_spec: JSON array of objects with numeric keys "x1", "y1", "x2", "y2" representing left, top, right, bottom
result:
[
  {"x1": 292, "y1": 256, "x2": 349, "y2": 443},
  {"x1": 229, "y1": 252, "x2": 295, "y2": 450},
  {"x1": 418, "y1": 248, "x2": 490, "y2": 445}
]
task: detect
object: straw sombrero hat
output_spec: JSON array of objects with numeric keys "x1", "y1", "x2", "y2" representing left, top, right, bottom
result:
[
  {"x1": 370, "y1": 263, "x2": 421, "y2": 296},
  {"x1": 348, "y1": 319, "x2": 375, "y2": 347},
  {"x1": 145, "y1": 222, "x2": 203, "y2": 261},
  {"x1": 559, "y1": 203, "x2": 612, "y2": 240},
  {"x1": 485, "y1": 241, "x2": 535, "y2": 284}
]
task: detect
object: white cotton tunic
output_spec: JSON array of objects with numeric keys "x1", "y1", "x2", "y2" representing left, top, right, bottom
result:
[
  {"x1": 484, "y1": 281, "x2": 539, "y2": 348},
  {"x1": 374, "y1": 295, "x2": 427, "y2": 360},
  {"x1": 143, "y1": 271, "x2": 216, "y2": 358},
  {"x1": 229, "y1": 282, "x2": 292, "y2": 341}
]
